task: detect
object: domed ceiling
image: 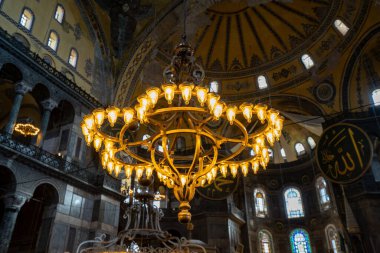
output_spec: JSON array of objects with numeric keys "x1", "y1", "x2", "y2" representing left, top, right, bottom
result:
[{"x1": 158, "y1": 0, "x2": 336, "y2": 78}]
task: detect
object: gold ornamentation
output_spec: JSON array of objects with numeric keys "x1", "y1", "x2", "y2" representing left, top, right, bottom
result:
[{"x1": 14, "y1": 123, "x2": 40, "y2": 136}]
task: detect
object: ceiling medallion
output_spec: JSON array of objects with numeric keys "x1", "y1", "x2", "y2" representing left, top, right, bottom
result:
[
  {"x1": 14, "y1": 123, "x2": 40, "y2": 136},
  {"x1": 81, "y1": 37, "x2": 283, "y2": 223}
]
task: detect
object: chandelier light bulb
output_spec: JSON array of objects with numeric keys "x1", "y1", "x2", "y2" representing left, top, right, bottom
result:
[
  {"x1": 240, "y1": 162, "x2": 249, "y2": 176},
  {"x1": 93, "y1": 108, "x2": 105, "y2": 128},
  {"x1": 101, "y1": 151, "x2": 109, "y2": 168},
  {"x1": 123, "y1": 108, "x2": 135, "y2": 125},
  {"x1": 211, "y1": 166, "x2": 218, "y2": 179},
  {"x1": 179, "y1": 83, "x2": 194, "y2": 105},
  {"x1": 240, "y1": 103, "x2": 254, "y2": 123},
  {"x1": 256, "y1": 135, "x2": 265, "y2": 147},
  {"x1": 229, "y1": 164, "x2": 239, "y2": 178},
  {"x1": 251, "y1": 160, "x2": 259, "y2": 174},
  {"x1": 125, "y1": 165, "x2": 133, "y2": 178},
  {"x1": 265, "y1": 131, "x2": 275, "y2": 146},
  {"x1": 106, "y1": 106, "x2": 120, "y2": 127},
  {"x1": 226, "y1": 106, "x2": 237, "y2": 125},
  {"x1": 267, "y1": 109, "x2": 279, "y2": 125},
  {"x1": 93, "y1": 134, "x2": 103, "y2": 152},
  {"x1": 275, "y1": 116, "x2": 284, "y2": 130},
  {"x1": 81, "y1": 122, "x2": 89, "y2": 136},
  {"x1": 254, "y1": 104, "x2": 267, "y2": 123},
  {"x1": 135, "y1": 105, "x2": 146, "y2": 123},
  {"x1": 273, "y1": 129, "x2": 282, "y2": 140},
  {"x1": 213, "y1": 102, "x2": 225, "y2": 120},
  {"x1": 206, "y1": 172, "x2": 213, "y2": 184},
  {"x1": 108, "y1": 148, "x2": 115, "y2": 160},
  {"x1": 207, "y1": 93, "x2": 220, "y2": 111},
  {"x1": 200, "y1": 177, "x2": 207, "y2": 187},
  {"x1": 138, "y1": 94, "x2": 152, "y2": 111},
  {"x1": 145, "y1": 166, "x2": 153, "y2": 178},
  {"x1": 146, "y1": 87, "x2": 161, "y2": 106},
  {"x1": 219, "y1": 164, "x2": 228, "y2": 178},
  {"x1": 104, "y1": 139, "x2": 114, "y2": 151},
  {"x1": 114, "y1": 163, "x2": 123, "y2": 177},
  {"x1": 136, "y1": 166, "x2": 144, "y2": 179},
  {"x1": 162, "y1": 84, "x2": 177, "y2": 104},
  {"x1": 180, "y1": 175, "x2": 187, "y2": 186},
  {"x1": 84, "y1": 115, "x2": 95, "y2": 130},
  {"x1": 107, "y1": 161, "x2": 115, "y2": 174},
  {"x1": 85, "y1": 133, "x2": 93, "y2": 146},
  {"x1": 195, "y1": 86, "x2": 208, "y2": 106}
]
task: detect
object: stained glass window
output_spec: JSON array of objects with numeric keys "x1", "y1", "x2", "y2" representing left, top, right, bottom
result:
[
  {"x1": 334, "y1": 19, "x2": 349, "y2": 36},
  {"x1": 258, "y1": 75, "x2": 268, "y2": 89},
  {"x1": 284, "y1": 188, "x2": 304, "y2": 218},
  {"x1": 295, "y1": 143, "x2": 306, "y2": 156},
  {"x1": 54, "y1": 5, "x2": 65, "y2": 23},
  {"x1": 316, "y1": 177, "x2": 330, "y2": 211},
  {"x1": 258, "y1": 230, "x2": 273, "y2": 253},
  {"x1": 20, "y1": 8, "x2": 34, "y2": 30},
  {"x1": 290, "y1": 229, "x2": 312, "y2": 253},
  {"x1": 325, "y1": 225, "x2": 341, "y2": 253},
  {"x1": 307, "y1": 137, "x2": 316, "y2": 150},
  {"x1": 301, "y1": 54, "x2": 314, "y2": 70},
  {"x1": 372, "y1": 89, "x2": 380, "y2": 106},
  {"x1": 254, "y1": 188, "x2": 267, "y2": 218}
]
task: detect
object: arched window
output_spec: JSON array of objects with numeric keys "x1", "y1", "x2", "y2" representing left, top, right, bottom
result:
[
  {"x1": 257, "y1": 75, "x2": 268, "y2": 89},
  {"x1": 250, "y1": 149, "x2": 255, "y2": 157},
  {"x1": 142, "y1": 134, "x2": 150, "y2": 149},
  {"x1": 258, "y1": 230, "x2": 274, "y2": 253},
  {"x1": 209, "y1": 81, "x2": 219, "y2": 93},
  {"x1": 301, "y1": 54, "x2": 314, "y2": 70},
  {"x1": 47, "y1": 31, "x2": 59, "y2": 51},
  {"x1": 280, "y1": 148, "x2": 287, "y2": 161},
  {"x1": 372, "y1": 89, "x2": 380, "y2": 106},
  {"x1": 315, "y1": 177, "x2": 330, "y2": 211},
  {"x1": 284, "y1": 188, "x2": 304, "y2": 218},
  {"x1": 254, "y1": 188, "x2": 268, "y2": 218},
  {"x1": 68, "y1": 48, "x2": 78, "y2": 68},
  {"x1": 290, "y1": 229, "x2": 312, "y2": 253},
  {"x1": 295, "y1": 143, "x2": 306, "y2": 156},
  {"x1": 19, "y1": 8, "x2": 34, "y2": 30},
  {"x1": 307, "y1": 137, "x2": 316, "y2": 150},
  {"x1": 325, "y1": 225, "x2": 341, "y2": 253},
  {"x1": 334, "y1": 19, "x2": 349, "y2": 36},
  {"x1": 268, "y1": 148, "x2": 274, "y2": 161},
  {"x1": 54, "y1": 4, "x2": 65, "y2": 23}
]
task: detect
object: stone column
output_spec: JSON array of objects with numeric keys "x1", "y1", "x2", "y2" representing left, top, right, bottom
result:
[
  {"x1": 4, "y1": 81, "x2": 33, "y2": 134},
  {"x1": 35, "y1": 98, "x2": 58, "y2": 147},
  {"x1": 0, "y1": 193, "x2": 27, "y2": 253}
]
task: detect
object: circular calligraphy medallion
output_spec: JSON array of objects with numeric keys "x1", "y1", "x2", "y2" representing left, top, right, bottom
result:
[
  {"x1": 196, "y1": 173, "x2": 239, "y2": 200},
  {"x1": 316, "y1": 123, "x2": 373, "y2": 184}
]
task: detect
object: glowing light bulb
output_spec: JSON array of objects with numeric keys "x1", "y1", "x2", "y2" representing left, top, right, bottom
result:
[
  {"x1": 125, "y1": 165, "x2": 132, "y2": 178},
  {"x1": 262, "y1": 147, "x2": 269, "y2": 160},
  {"x1": 229, "y1": 164, "x2": 238, "y2": 178},
  {"x1": 161, "y1": 84, "x2": 177, "y2": 104},
  {"x1": 252, "y1": 143, "x2": 261, "y2": 155},
  {"x1": 211, "y1": 167, "x2": 218, "y2": 179},
  {"x1": 107, "y1": 161, "x2": 114, "y2": 173},
  {"x1": 267, "y1": 109, "x2": 279, "y2": 125},
  {"x1": 260, "y1": 156, "x2": 268, "y2": 169},
  {"x1": 114, "y1": 163, "x2": 123, "y2": 177},
  {"x1": 93, "y1": 108, "x2": 105, "y2": 128},
  {"x1": 137, "y1": 94, "x2": 151, "y2": 111},
  {"x1": 240, "y1": 103, "x2": 253, "y2": 123},
  {"x1": 213, "y1": 102, "x2": 225, "y2": 120},
  {"x1": 275, "y1": 116, "x2": 284, "y2": 131},
  {"x1": 84, "y1": 115, "x2": 95, "y2": 130},
  {"x1": 180, "y1": 175, "x2": 187, "y2": 186},
  {"x1": 135, "y1": 105, "x2": 146, "y2": 123},
  {"x1": 122, "y1": 107, "x2": 135, "y2": 125},
  {"x1": 179, "y1": 83, "x2": 194, "y2": 105},
  {"x1": 136, "y1": 166, "x2": 144, "y2": 179},
  {"x1": 226, "y1": 106, "x2": 237, "y2": 125},
  {"x1": 145, "y1": 166, "x2": 153, "y2": 178},
  {"x1": 256, "y1": 135, "x2": 265, "y2": 147},
  {"x1": 273, "y1": 129, "x2": 281, "y2": 140},
  {"x1": 200, "y1": 177, "x2": 207, "y2": 187},
  {"x1": 93, "y1": 134, "x2": 103, "y2": 152},
  {"x1": 251, "y1": 160, "x2": 259, "y2": 174},
  {"x1": 254, "y1": 104, "x2": 267, "y2": 123},
  {"x1": 206, "y1": 172, "x2": 213, "y2": 184},
  {"x1": 104, "y1": 139, "x2": 114, "y2": 151},
  {"x1": 85, "y1": 133, "x2": 93, "y2": 146},
  {"x1": 81, "y1": 122, "x2": 89, "y2": 136},
  {"x1": 195, "y1": 86, "x2": 208, "y2": 106},
  {"x1": 240, "y1": 162, "x2": 249, "y2": 176},
  {"x1": 146, "y1": 87, "x2": 161, "y2": 107},
  {"x1": 265, "y1": 131, "x2": 275, "y2": 146},
  {"x1": 207, "y1": 93, "x2": 220, "y2": 111},
  {"x1": 101, "y1": 151, "x2": 109, "y2": 168},
  {"x1": 106, "y1": 106, "x2": 120, "y2": 127},
  {"x1": 219, "y1": 164, "x2": 228, "y2": 178}
]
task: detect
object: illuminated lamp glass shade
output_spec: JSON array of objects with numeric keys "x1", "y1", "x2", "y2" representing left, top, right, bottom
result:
[
  {"x1": 14, "y1": 123, "x2": 40, "y2": 136},
  {"x1": 81, "y1": 39, "x2": 284, "y2": 223}
]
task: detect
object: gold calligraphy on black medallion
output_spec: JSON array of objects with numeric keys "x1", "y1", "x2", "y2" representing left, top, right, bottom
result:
[
  {"x1": 316, "y1": 123, "x2": 373, "y2": 184},
  {"x1": 196, "y1": 173, "x2": 239, "y2": 200}
]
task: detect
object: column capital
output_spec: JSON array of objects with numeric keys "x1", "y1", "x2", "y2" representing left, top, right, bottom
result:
[
  {"x1": 41, "y1": 98, "x2": 58, "y2": 111},
  {"x1": 1, "y1": 193, "x2": 28, "y2": 211},
  {"x1": 15, "y1": 81, "x2": 33, "y2": 95}
]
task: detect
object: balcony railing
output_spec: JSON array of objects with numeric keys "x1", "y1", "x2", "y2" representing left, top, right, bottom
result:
[{"x1": 0, "y1": 132, "x2": 121, "y2": 193}]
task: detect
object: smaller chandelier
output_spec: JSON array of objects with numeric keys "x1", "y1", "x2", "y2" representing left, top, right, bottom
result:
[
  {"x1": 14, "y1": 123, "x2": 40, "y2": 136},
  {"x1": 81, "y1": 39, "x2": 283, "y2": 223}
]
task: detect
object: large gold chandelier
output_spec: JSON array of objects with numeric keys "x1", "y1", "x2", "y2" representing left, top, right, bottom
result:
[{"x1": 81, "y1": 38, "x2": 283, "y2": 223}]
